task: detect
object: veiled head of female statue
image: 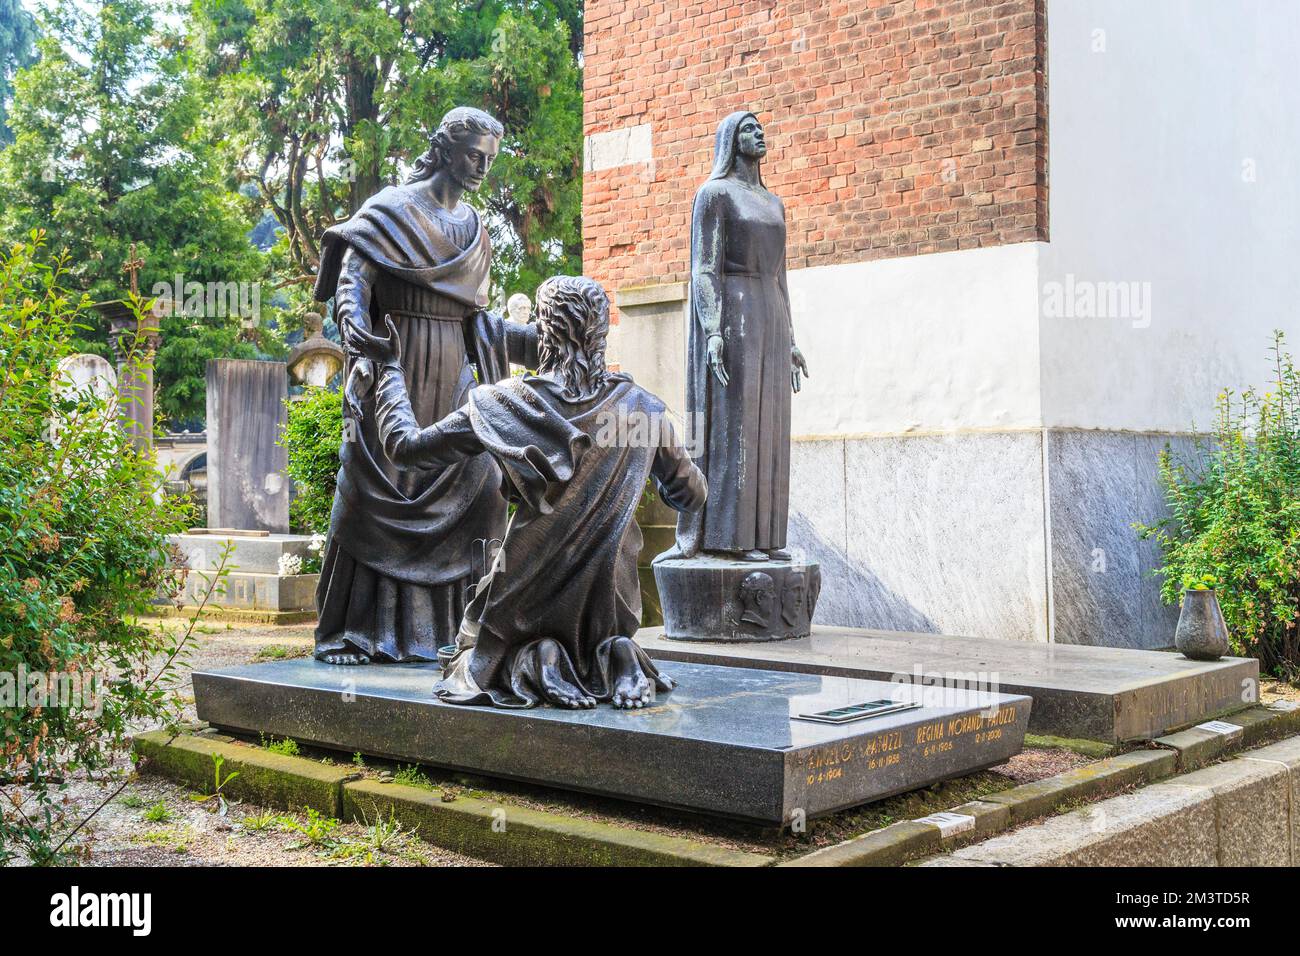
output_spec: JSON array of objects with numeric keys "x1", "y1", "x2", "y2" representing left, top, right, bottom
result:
[
  {"x1": 709, "y1": 110, "x2": 767, "y2": 183},
  {"x1": 406, "y1": 106, "x2": 504, "y2": 191}
]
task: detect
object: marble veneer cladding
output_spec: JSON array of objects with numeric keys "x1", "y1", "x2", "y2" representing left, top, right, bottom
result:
[{"x1": 784, "y1": 429, "x2": 1201, "y2": 648}]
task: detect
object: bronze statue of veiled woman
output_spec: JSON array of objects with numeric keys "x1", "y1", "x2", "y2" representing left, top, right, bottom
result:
[
  {"x1": 676, "y1": 110, "x2": 809, "y2": 561},
  {"x1": 311, "y1": 106, "x2": 537, "y2": 665}
]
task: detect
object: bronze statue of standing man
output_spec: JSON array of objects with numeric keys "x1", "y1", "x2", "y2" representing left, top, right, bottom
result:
[{"x1": 311, "y1": 106, "x2": 538, "y2": 665}]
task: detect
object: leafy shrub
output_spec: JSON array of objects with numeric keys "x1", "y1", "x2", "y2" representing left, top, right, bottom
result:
[
  {"x1": 1139, "y1": 332, "x2": 1300, "y2": 679},
  {"x1": 282, "y1": 384, "x2": 343, "y2": 536},
  {"x1": 0, "y1": 234, "x2": 196, "y2": 863}
]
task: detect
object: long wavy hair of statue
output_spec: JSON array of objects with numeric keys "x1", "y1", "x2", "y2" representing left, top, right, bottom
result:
[
  {"x1": 535, "y1": 276, "x2": 610, "y2": 399},
  {"x1": 406, "y1": 106, "x2": 504, "y2": 184}
]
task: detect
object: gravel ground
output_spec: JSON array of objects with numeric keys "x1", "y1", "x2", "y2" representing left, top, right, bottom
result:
[{"x1": 18, "y1": 618, "x2": 1100, "y2": 865}]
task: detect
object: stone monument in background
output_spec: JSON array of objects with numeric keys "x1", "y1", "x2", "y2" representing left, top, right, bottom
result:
[
  {"x1": 287, "y1": 311, "x2": 345, "y2": 388},
  {"x1": 205, "y1": 358, "x2": 290, "y2": 532}
]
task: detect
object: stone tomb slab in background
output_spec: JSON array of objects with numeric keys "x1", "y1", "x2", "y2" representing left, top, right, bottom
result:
[
  {"x1": 193, "y1": 659, "x2": 1031, "y2": 824},
  {"x1": 637, "y1": 626, "x2": 1258, "y2": 744},
  {"x1": 169, "y1": 531, "x2": 317, "y2": 614}
]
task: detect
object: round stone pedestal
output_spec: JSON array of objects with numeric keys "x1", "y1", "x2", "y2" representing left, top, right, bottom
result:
[{"x1": 652, "y1": 552, "x2": 821, "y2": 642}]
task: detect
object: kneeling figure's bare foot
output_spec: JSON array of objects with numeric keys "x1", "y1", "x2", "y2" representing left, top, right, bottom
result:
[
  {"x1": 318, "y1": 651, "x2": 370, "y2": 666},
  {"x1": 609, "y1": 637, "x2": 654, "y2": 709},
  {"x1": 536, "y1": 638, "x2": 596, "y2": 709}
]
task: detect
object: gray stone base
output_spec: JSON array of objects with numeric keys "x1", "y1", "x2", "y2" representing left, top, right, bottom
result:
[
  {"x1": 653, "y1": 553, "x2": 821, "y2": 642},
  {"x1": 166, "y1": 531, "x2": 319, "y2": 613},
  {"x1": 172, "y1": 531, "x2": 316, "y2": 574},
  {"x1": 193, "y1": 658, "x2": 1030, "y2": 824},
  {"x1": 179, "y1": 570, "x2": 318, "y2": 612},
  {"x1": 637, "y1": 625, "x2": 1259, "y2": 743}
]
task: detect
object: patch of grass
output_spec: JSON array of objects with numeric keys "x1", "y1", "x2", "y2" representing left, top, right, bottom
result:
[
  {"x1": 393, "y1": 764, "x2": 432, "y2": 789},
  {"x1": 240, "y1": 810, "x2": 284, "y2": 833},
  {"x1": 284, "y1": 808, "x2": 339, "y2": 848},
  {"x1": 253, "y1": 643, "x2": 308, "y2": 662},
  {"x1": 357, "y1": 807, "x2": 408, "y2": 854},
  {"x1": 142, "y1": 800, "x2": 174, "y2": 824},
  {"x1": 117, "y1": 794, "x2": 149, "y2": 809},
  {"x1": 131, "y1": 826, "x2": 194, "y2": 852},
  {"x1": 260, "y1": 734, "x2": 301, "y2": 757}
]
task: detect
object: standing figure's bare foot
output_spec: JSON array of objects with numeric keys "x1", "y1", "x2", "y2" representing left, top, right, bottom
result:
[
  {"x1": 536, "y1": 638, "x2": 596, "y2": 709},
  {"x1": 317, "y1": 651, "x2": 370, "y2": 665},
  {"x1": 609, "y1": 637, "x2": 655, "y2": 709},
  {"x1": 767, "y1": 548, "x2": 792, "y2": 561}
]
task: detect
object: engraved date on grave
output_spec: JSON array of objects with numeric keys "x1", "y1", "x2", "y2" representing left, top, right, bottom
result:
[{"x1": 800, "y1": 729, "x2": 904, "y2": 786}]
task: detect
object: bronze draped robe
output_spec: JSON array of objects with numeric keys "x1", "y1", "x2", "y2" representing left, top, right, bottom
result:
[
  {"x1": 312, "y1": 183, "x2": 537, "y2": 662},
  {"x1": 678, "y1": 177, "x2": 793, "y2": 555},
  {"x1": 369, "y1": 363, "x2": 707, "y2": 708}
]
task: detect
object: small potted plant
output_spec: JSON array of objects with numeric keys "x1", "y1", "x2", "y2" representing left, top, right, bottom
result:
[{"x1": 1174, "y1": 574, "x2": 1231, "y2": 661}]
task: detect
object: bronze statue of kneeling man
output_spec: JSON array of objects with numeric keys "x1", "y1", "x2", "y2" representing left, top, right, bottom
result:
[{"x1": 351, "y1": 276, "x2": 707, "y2": 709}]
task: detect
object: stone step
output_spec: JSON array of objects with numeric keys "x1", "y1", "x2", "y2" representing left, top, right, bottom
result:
[{"x1": 173, "y1": 531, "x2": 316, "y2": 575}]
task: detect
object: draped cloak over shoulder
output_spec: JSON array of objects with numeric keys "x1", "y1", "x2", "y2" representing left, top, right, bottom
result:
[{"x1": 368, "y1": 363, "x2": 707, "y2": 708}]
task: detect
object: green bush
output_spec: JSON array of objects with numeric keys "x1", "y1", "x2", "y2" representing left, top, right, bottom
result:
[
  {"x1": 0, "y1": 234, "x2": 195, "y2": 863},
  {"x1": 282, "y1": 384, "x2": 343, "y2": 537},
  {"x1": 1138, "y1": 331, "x2": 1300, "y2": 680}
]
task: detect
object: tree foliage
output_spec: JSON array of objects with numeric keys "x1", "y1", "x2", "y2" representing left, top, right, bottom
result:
[
  {"x1": 1139, "y1": 332, "x2": 1300, "y2": 680},
  {"x1": 190, "y1": 0, "x2": 583, "y2": 299},
  {"x1": 0, "y1": 0, "x2": 273, "y2": 425},
  {"x1": 0, "y1": 0, "x2": 38, "y2": 145},
  {"x1": 281, "y1": 383, "x2": 343, "y2": 536}
]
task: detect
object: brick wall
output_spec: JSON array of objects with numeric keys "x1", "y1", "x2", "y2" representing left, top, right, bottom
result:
[{"x1": 583, "y1": 0, "x2": 1048, "y2": 303}]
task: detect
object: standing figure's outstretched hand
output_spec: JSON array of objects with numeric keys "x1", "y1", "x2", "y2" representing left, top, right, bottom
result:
[{"x1": 352, "y1": 314, "x2": 403, "y2": 367}]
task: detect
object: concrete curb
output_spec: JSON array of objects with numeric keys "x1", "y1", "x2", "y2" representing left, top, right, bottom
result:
[
  {"x1": 921, "y1": 736, "x2": 1300, "y2": 867},
  {"x1": 344, "y1": 779, "x2": 773, "y2": 867},
  {"x1": 1153, "y1": 701, "x2": 1300, "y2": 771},
  {"x1": 143, "y1": 606, "x2": 318, "y2": 625},
  {"x1": 132, "y1": 731, "x2": 774, "y2": 867},
  {"x1": 133, "y1": 730, "x2": 355, "y2": 816}
]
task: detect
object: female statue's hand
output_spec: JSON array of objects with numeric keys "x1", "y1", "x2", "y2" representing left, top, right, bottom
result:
[
  {"x1": 707, "y1": 334, "x2": 729, "y2": 387},
  {"x1": 351, "y1": 314, "x2": 403, "y2": 368},
  {"x1": 791, "y1": 345, "x2": 810, "y2": 393}
]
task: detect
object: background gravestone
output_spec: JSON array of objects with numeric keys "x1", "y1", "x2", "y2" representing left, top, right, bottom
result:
[
  {"x1": 53, "y1": 353, "x2": 118, "y2": 456},
  {"x1": 206, "y1": 358, "x2": 289, "y2": 532}
]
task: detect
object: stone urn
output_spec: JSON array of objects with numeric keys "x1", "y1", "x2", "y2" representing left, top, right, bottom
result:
[{"x1": 1175, "y1": 588, "x2": 1231, "y2": 661}]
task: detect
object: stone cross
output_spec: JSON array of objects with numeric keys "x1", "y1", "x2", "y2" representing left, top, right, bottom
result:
[{"x1": 123, "y1": 243, "x2": 145, "y2": 298}]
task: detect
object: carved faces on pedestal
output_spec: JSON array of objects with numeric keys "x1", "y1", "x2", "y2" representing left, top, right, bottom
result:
[
  {"x1": 737, "y1": 571, "x2": 776, "y2": 627},
  {"x1": 725, "y1": 564, "x2": 820, "y2": 639}
]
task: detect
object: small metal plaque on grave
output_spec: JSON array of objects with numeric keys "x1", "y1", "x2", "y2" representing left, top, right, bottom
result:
[{"x1": 793, "y1": 698, "x2": 920, "y2": 725}]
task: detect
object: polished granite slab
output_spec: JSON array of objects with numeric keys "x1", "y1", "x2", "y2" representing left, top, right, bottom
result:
[
  {"x1": 638, "y1": 626, "x2": 1259, "y2": 743},
  {"x1": 193, "y1": 659, "x2": 1031, "y2": 825}
]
